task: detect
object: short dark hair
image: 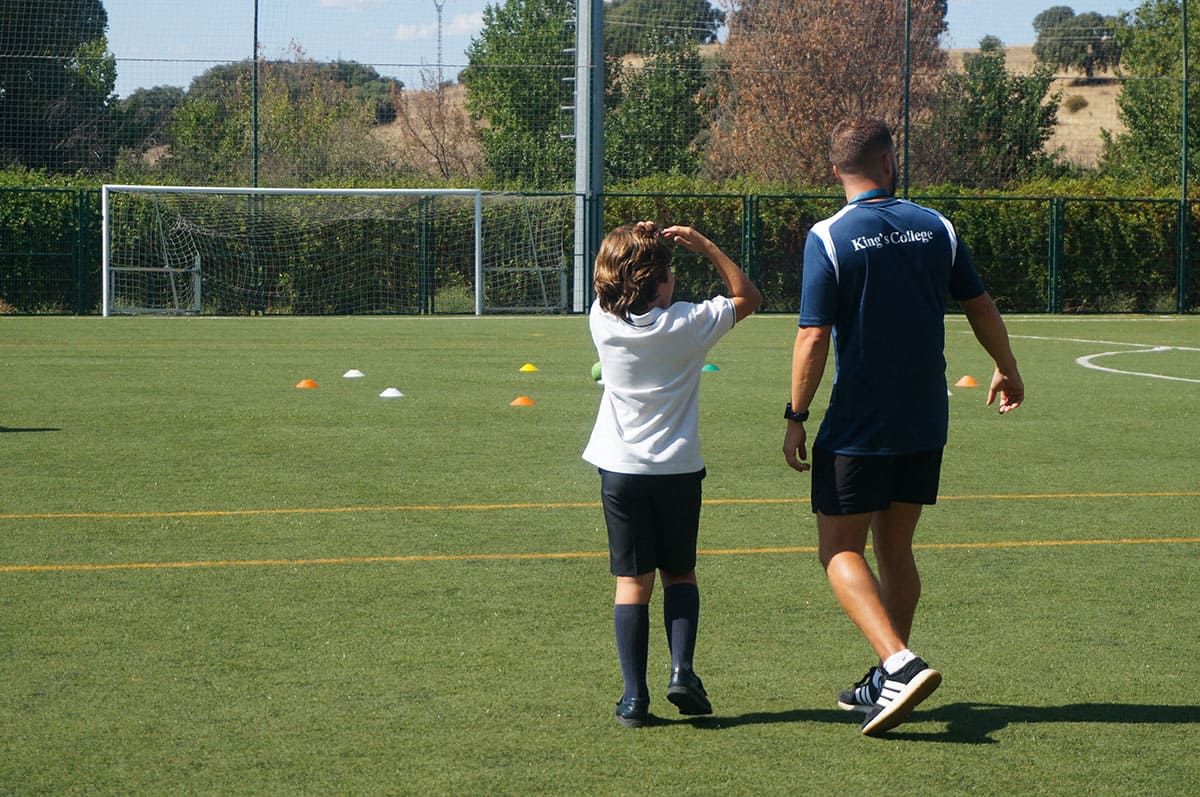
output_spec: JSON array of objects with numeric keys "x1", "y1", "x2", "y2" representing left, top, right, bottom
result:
[{"x1": 830, "y1": 117, "x2": 894, "y2": 175}]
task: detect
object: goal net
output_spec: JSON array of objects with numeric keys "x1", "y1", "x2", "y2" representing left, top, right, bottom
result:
[{"x1": 101, "y1": 186, "x2": 573, "y2": 316}]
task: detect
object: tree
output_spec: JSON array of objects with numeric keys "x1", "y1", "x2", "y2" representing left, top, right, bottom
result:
[
  {"x1": 1033, "y1": 6, "x2": 1121, "y2": 78},
  {"x1": 114, "y1": 85, "x2": 185, "y2": 152},
  {"x1": 165, "y1": 52, "x2": 384, "y2": 184},
  {"x1": 707, "y1": 0, "x2": 948, "y2": 184},
  {"x1": 605, "y1": 0, "x2": 724, "y2": 57},
  {"x1": 606, "y1": 31, "x2": 707, "y2": 180},
  {"x1": 392, "y1": 72, "x2": 483, "y2": 180},
  {"x1": 0, "y1": 0, "x2": 117, "y2": 172},
  {"x1": 462, "y1": 0, "x2": 576, "y2": 187},
  {"x1": 1100, "y1": 0, "x2": 1198, "y2": 185},
  {"x1": 185, "y1": 58, "x2": 401, "y2": 123},
  {"x1": 1033, "y1": 5, "x2": 1078, "y2": 34},
  {"x1": 912, "y1": 39, "x2": 1061, "y2": 187}
]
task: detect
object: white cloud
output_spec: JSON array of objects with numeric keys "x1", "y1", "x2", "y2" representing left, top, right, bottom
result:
[
  {"x1": 394, "y1": 11, "x2": 483, "y2": 41},
  {"x1": 447, "y1": 12, "x2": 484, "y2": 36},
  {"x1": 320, "y1": 0, "x2": 384, "y2": 10},
  {"x1": 393, "y1": 22, "x2": 438, "y2": 41}
]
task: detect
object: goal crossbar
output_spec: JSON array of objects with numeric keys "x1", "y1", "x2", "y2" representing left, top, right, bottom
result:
[{"x1": 101, "y1": 185, "x2": 485, "y2": 316}]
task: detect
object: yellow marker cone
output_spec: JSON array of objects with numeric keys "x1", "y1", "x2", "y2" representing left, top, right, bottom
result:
[
  {"x1": 954, "y1": 374, "x2": 978, "y2": 388},
  {"x1": 510, "y1": 395, "x2": 535, "y2": 407},
  {"x1": 295, "y1": 378, "x2": 318, "y2": 389},
  {"x1": 519, "y1": 363, "x2": 539, "y2": 372}
]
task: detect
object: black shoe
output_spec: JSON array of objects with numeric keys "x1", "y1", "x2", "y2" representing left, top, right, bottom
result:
[
  {"x1": 615, "y1": 695, "x2": 649, "y2": 727},
  {"x1": 861, "y1": 657, "x2": 941, "y2": 737},
  {"x1": 837, "y1": 665, "x2": 883, "y2": 712},
  {"x1": 666, "y1": 668, "x2": 712, "y2": 716}
]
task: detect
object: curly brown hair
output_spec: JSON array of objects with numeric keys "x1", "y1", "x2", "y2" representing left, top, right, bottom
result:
[{"x1": 593, "y1": 223, "x2": 673, "y2": 322}]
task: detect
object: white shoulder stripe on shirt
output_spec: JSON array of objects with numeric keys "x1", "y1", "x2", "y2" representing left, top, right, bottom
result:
[
  {"x1": 906, "y1": 200, "x2": 959, "y2": 263},
  {"x1": 810, "y1": 203, "x2": 857, "y2": 285}
]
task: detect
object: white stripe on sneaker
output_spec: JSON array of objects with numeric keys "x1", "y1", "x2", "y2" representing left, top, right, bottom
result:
[{"x1": 861, "y1": 665, "x2": 943, "y2": 736}]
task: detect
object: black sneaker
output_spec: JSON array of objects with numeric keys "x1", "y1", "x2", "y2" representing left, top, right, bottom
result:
[
  {"x1": 666, "y1": 668, "x2": 712, "y2": 715},
  {"x1": 860, "y1": 657, "x2": 941, "y2": 736},
  {"x1": 615, "y1": 695, "x2": 649, "y2": 727},
  {"x1": 837, "y1": 666, "x2": 883, "y2": 712}
]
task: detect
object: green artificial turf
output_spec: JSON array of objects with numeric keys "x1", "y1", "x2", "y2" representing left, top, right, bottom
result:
[{"x1": 1, "y1": 314, "x2": 1198, "y2": 794}]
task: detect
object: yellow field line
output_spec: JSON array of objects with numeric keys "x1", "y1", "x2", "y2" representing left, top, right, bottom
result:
[
  {"x1": 2, "y1": 536, "x2": 1198, "y2": 575},
  {"x1": 1, "y1": 490, "x2": 1197, "y2": 522}
]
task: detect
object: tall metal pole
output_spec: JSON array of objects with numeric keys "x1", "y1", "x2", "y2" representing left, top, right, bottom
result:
[
  {"x1": 252, "y1": 0, "x2": 260, "y2": 187},
  {"x1": 573, "y1": 0, "x2": 603, "y2": 312},
  {"x1": 1181, "y1": 0, "x2": 1190, "y2": 312},
  {"x1": 433, "y1": 0, "x2": 445, "y2": 90},
  {"x1": 902, "y1": 0, "x2": 911, "y2": 198}
]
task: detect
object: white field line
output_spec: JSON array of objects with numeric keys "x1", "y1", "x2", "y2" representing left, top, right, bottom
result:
[
  {"x1": 1005, "y1": 333, "x2": 1200, "y2": 351},
  {"x1": 992, "y1": 333, "x2": 1200, "y2": 384},
  {"x1": 1076, "y1": 347, "x2": 1200, "y2": 384}
]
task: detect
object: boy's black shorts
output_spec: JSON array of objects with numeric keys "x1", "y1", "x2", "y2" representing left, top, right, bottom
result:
[
  {"x1": 811, "y1": 447, "x2": 943, "y2": 516},
  {"x1": 599, "y1": 468, "x2": 706, "y2": 577}
]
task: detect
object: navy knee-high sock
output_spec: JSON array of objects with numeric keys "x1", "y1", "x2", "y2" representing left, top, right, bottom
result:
[
  {"x1": 663, "y1": 583, "x2": 700, "y2": 672},
  {"x1": 614, "y1": 603, "x2": 650, "y2": 701}
]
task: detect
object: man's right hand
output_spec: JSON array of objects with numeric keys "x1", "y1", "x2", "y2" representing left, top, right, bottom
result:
[
  {"x1": 987, "y1": 367, "x2": 1024, "y2": 414},
  {"x1": 783, "y1": 422, "x2": 811, "y2": 472}
]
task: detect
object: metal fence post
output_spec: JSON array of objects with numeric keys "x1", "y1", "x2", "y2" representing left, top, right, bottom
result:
[
  {"x1": 252, "y1": 0, "x2": 260, "y2": 188},
  {"x1": 70, "y1": 189, "x2": 88, "y2": 314},
  {"x1": 419, "y1": 196, "x2": 433, "y2": 314},
  {"x1": 1180, "y1": 200, "x2": 1192, "y2": 312},
  {"x1": 1048, "y1": 197, "x2": 1063, "y2": 313},
  {"x1": 902, "y1": 0, "x2": 912, "y2": 198},
  {"x1": 740, "y1": 194, "x2": 759, "y2": 283}
]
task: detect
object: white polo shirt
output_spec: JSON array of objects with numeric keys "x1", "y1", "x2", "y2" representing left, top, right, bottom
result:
[{"x1": 582, "y1": 295, "x2": 736, "y2": 475}]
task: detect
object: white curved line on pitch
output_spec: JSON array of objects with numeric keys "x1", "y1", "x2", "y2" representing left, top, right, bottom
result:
[
  {"x1": 1075, "y1": 346, "x2": 1200, "y2": 383},
  {"x1": 1007, "y1": 333, "x2": 1200, "y2": 352}
]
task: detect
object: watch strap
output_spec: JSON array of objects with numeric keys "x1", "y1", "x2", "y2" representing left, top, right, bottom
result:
[{"x1": 784, "y1": 402, "x2": 809, "y2": 423}]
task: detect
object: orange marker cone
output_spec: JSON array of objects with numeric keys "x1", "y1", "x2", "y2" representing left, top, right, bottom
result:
[
  {"x1": 295, "y1": 378, "x2": 318, "y2": 389},
  {"x1": 510, "y1": 395, "x2": 535, "y2": 407},
  {"x1": 954, "y1": 375, "x2": 978, "y2": 388}
]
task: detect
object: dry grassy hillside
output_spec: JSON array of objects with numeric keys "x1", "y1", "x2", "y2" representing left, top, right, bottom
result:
[
  {"x1": 372, "y1": 44, "x2": 1124, "y2": 174},
  {"x1": 951, "y1": 45, "x2": 1124, "y2": 168}
]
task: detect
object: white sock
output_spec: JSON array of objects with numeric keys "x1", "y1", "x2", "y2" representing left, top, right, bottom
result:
[{"x1": 883, "y1": 648, "x2": 917, "y2": 675}]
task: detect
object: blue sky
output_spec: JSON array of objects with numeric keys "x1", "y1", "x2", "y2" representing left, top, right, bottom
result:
[{"x1": 104, "y1": 0, "x2": 1136, "y2": 99}]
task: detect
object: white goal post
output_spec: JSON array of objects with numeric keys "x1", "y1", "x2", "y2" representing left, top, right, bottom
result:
[{"x1": 102, "y1": 185, "x2": 573, "y2": 316}]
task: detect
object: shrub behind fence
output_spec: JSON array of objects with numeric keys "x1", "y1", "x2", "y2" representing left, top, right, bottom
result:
[{"x1": 0, "y1": 187, "x2": 1195, "y2": 315}]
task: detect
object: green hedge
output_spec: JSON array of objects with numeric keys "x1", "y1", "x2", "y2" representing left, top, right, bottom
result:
[
  {"x1": 0, "y1": 171, "x2": 99, "y2": 313},
  {"x1": 1, "y1": 170, "x2": 1195, "y2": 314}
]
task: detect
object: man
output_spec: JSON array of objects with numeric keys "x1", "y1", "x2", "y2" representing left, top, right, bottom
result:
[{"x1": 783, "y1": 116, "x2": 1024, "y2": 737}]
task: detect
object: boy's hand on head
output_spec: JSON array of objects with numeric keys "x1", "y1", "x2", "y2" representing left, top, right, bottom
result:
[{"x1": 660, "y1": 225, "x2": 712, "y2": 255}]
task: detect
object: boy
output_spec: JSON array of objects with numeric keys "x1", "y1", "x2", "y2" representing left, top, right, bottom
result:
[{"x1": 583, "y1": 221, "x2": 761, "y2": 727}]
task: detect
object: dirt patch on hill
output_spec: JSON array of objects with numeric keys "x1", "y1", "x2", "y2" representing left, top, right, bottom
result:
[{"x1": 951, "y1": 45, "x2": 1124, "y2": 168}]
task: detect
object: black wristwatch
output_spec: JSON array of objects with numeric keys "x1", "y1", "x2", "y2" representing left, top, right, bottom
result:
[{"x1": 784, "y1": 402, "x2": 809, "y2": 423}]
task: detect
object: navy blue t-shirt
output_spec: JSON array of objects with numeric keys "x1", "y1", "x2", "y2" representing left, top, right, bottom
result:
[{"x1": 799, "y1": 198, "x2": 985, "y2": 455}]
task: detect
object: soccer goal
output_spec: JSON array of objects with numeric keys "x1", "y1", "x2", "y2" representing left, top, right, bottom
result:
[{"x1": 101, "y1": 185, "x2": 573, "y2": 316}]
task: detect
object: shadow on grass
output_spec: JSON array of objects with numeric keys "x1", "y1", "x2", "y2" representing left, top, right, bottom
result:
[
  {"x1": 682, "y1": 703, "x2": 1200, "y2": 743},
  {"x1": 678, "y1": 708, "x2": 851, "y2": 729},
  {"x1": 886, "y1": 702, "x2": 1200, "y2": 744},
  {"x1": 0, "y1": 426, "x2": 61, "y2": 433}
]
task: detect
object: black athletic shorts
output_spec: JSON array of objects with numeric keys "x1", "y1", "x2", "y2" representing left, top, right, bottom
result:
[
  {"x1": 811, "y1": 447, "x2": 943, "y2": 516},
  {"x1": 599, "y1": 468, "x2": 706, "y2": 577}
]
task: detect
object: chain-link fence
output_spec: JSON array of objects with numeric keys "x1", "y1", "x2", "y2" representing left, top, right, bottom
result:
[
  {"x1": 3, "y1": 1, "x2": 1188, "y2": 189},
  {"x1": 4, "y1": 186, "x2": 1195, "y2": 315},
  {"x1": 1, "y1": 1, "x2": 1198, "y2": 312}
]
